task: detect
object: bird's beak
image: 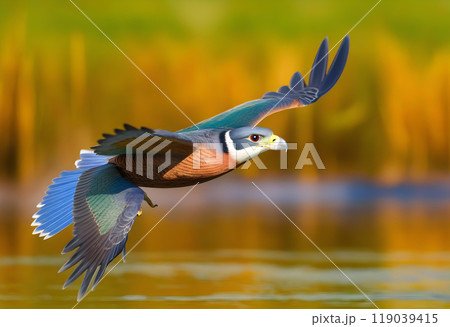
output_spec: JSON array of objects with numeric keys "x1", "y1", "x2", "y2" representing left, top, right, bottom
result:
[{"x1": 262, "y1": 134, "x2": 288, "y2": 151}]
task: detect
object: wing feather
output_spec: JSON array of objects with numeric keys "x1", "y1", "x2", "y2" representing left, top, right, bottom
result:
[
  {"x1": 59, "y1": 164, "x2": 145, "y2": 300},
  {"x1": 92, "y1": 124, "x2": 194, "y2": 155},
  {"x1": 179, "y1": 36, "x2": 350, "y2": 131}
]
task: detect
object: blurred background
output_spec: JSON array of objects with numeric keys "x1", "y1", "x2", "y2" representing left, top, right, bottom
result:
[{"x1": 0, "y1": 0, "x2": 449, "y2": 308}]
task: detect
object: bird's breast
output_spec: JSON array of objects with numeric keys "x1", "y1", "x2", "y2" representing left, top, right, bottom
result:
[{"x1": 109, "y1": 147, "x2": 237, "y2": 188}]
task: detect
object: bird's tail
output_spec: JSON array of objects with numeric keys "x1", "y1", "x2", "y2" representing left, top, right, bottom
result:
[{"x1": 31, "y1": 150, "x2": 112, "y2": 239}]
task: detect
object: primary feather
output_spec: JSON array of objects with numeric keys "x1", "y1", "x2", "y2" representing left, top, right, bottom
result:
[
  {"x1": 59, "y1": 164, "x2": 144, "y2": 301},
  {"x1": 179, "y1": 35, "x2": 350, "y2": 132},
  {"x1": 32, "y1": 151, "x2": 112, "y2": 239}
]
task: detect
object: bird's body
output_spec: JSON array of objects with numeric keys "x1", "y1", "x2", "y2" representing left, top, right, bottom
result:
[
  {"x1": 109, "y1": 142, "x2": 235, "y2": 187},
  {"x1": 32, "y1": 36, "x2": 350, "y2": 300},
  {"x1": 108, "y1": 129, "x2": 238, "y2": 188}
]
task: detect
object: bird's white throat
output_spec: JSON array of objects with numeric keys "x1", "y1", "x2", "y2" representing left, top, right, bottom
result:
[{"x1": 224, "y1": 131, "x2": 269, "y2": 164}]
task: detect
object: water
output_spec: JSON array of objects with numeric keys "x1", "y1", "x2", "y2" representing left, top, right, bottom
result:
[{"x1": 0, "y1": 178, "x2": 449, "y2": 308}]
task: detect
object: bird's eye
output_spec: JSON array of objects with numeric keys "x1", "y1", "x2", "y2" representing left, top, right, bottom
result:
[{"x1": 249, "y1": 134, "x2": 260, "y2": 142}]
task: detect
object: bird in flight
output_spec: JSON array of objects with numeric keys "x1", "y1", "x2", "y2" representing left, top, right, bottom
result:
[{"x1": 32, "y1": 36, "x2": 349, "y2": 300}]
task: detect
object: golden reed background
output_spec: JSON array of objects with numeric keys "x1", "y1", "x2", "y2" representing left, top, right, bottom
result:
[{"x1": 0, "y1": 0, "x2": 449, "y2": 185}]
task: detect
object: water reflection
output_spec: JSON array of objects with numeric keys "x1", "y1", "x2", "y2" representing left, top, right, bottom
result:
[{"x1": 0, "y1": 179, "x2": 449, "y2": 308}]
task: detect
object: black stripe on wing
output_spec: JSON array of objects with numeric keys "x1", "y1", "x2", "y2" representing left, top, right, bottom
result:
[{"x1": 262, "y1": 35, "x2": 350, "y2": 106}]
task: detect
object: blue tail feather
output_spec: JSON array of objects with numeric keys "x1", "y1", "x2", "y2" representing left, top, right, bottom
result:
[{"x1": 32, "y1": 150, "x2": 113, "y2": 239}]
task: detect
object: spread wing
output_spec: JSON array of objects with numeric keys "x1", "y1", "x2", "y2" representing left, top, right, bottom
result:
[
  {"x1": 179, "y1": 36, "x2": 349, "y2": 132},
  {"x1": 59, "y1": 164, "x2": 145, "y2": 301}
]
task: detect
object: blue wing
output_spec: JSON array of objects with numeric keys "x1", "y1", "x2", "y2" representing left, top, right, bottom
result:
[
  {"x1": 32, "y1": 150, "x2": 112, "y2": 239},
  {"x1": 179, "y1": 36, "x2": 350, "y2": 132}
]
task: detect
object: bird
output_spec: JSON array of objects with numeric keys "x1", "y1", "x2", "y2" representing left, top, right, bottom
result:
[{"x1": 32, "y1": 36, "x2": 350, "y2": 300}]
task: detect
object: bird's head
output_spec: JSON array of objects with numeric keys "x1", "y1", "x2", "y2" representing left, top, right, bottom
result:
[{"x1": 225, "y1": 126, "x2": 288, "y2": 164}]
